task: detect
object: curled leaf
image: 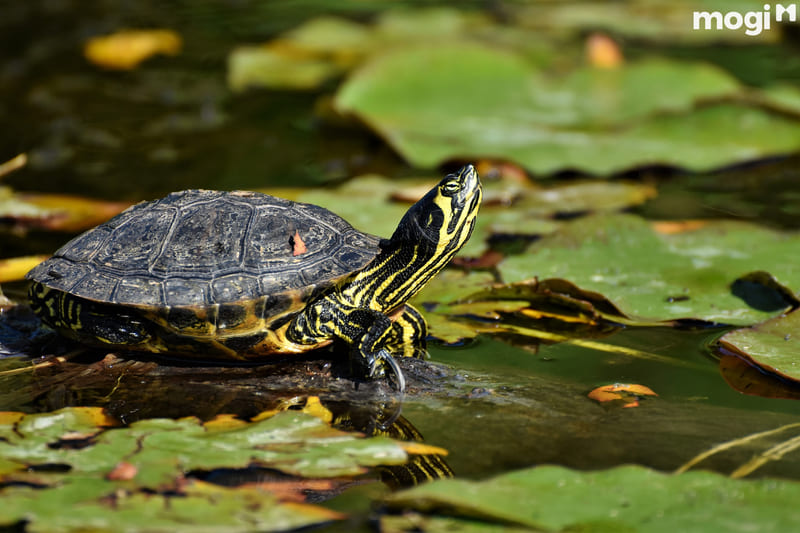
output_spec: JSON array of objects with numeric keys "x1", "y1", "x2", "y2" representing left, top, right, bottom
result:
[{"x1": 588, "y1": 383, "x2": 658, "y2": 408}]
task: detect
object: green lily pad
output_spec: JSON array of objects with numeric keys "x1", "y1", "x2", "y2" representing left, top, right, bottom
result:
[
  {"x1": 296, "y1": 174, "x2": 415, "y2": 239},
  {"x1": 384, "y1": 465, "x2": 800, "y2": 532},
  {"x1": 1, "y1": 477, "x2": 342, "y2": 533},
  {"x1": 718, "y1": 310, "x2": 800, "y2": 382},
  {"x1": 226, "y1": 9, "x2": 495, "y2": 92},
  {"x1": 499, "y1": 214, "x2": 800, "y2": 325},
  {"x1": 758, "y1": 83, "x2": 800, "y2": 116},
  {"x1": 227, "y1": 45, "x2": 344, "y2": 91},
  {"x1": 335, "y1": 43, "x2": 800, "y2": 175},
  {"x1": 514, "y1": 181, "x2": 657, "y2": 216},
  {"x1": 0, "y1": 408, "x2": 413, "y2": 485},
  {"x1": 0, "y1": 407, "x2": 434, "y2": 531}
]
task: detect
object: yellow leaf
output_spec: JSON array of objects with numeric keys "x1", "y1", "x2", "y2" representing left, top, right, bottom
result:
[
  {"x1": 19, "y1": 192, "x2": 130, "y2": 232},
  {"x1": 204, "y1": 414, "x2": 248, "y2": 432},
  {"x1": 0, "y1": 153, "x2": 27, "y2": 179},
  {"x1": 302, "y1": 396, "x2": 333, "y2": 423},
  {"x1": 0, "y1": 412, "x2": 25, "y2": 426},
  {"x1": 84, "y1": 29, "x2": 182, "y2": 70},
  {"x1": 0, "y1": 255, "x2": 49, "y2": 283}
]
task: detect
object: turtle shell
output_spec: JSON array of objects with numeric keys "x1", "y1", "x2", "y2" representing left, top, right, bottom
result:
[{"x1": 27, "y1": 190, "x2": 382, "y2": 357}]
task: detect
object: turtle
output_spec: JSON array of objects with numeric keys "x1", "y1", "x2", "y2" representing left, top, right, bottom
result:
[{"x1": 26, "y1": 165, "x2": 482, "y2": 390}]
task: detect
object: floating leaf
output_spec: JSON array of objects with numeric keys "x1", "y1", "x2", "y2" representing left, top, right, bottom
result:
[
  {"x1": 588, "y1": 383, "x2": 658, "y2": 408},
  {"x1": 499, "y1": 214, "x2": 800, "y2": 324},
  {"x1": 227, "y1": 9, "x2": 498, "y2": 92},
  {"x1": 228, "y1": 45, "x2": 345, "y2": 91},
  {"x1": 0, "y1": 407, "x2": 438, "y2": 530},
  {"x1": 384, "y1": 465, "x2": 800, "y2": 532},
  {"x1": 84, "y1": 29, "x2": 182, "y2": 70},
  {"x1": 515, "y1": 181, "x2": 657, "y2": 215},
  {"x1": 334, "y1": 44, "x2": 787, "y2": 175},
  {"x1": 0, "y1": 256, "x2": 48, "y2": 283},
  {"x1": 718, "y1": 310, "x2": 800, "y2": 383},
  {"x1": 1, "y1": 478, "x2": 342, "y2": 533},
  {"x1": 758, "y1": 83, "x2": 800, "y2": 116},
  {"x1": 0, "y1": 188, "x2": 129, "y2": 232}
]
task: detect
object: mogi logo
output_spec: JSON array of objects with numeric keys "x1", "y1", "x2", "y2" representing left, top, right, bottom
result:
[{"x1": 693, "y1": 4, "x2": 797, "y2": 36}]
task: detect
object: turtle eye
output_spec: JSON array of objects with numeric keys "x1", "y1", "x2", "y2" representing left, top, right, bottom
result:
[{"x1": 441, "y1": 179, "x2": 460, "y2": 196}]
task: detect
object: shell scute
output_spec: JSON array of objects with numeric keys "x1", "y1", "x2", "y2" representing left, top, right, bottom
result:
[
  {"x1": 115, "y1": 276, "x2": 164, "y2": 305},
  {"x1": 60, "y1": 226, "x2": 112, "y2": 262},
  {"x1": 211, "y1": 274, "x2": 260, "y2": 302},
  {"x1": 152, "y1": 201, "x2": 250, "y2": 275},
  {"x1": 94, "y1": 208, "x2": 175, "y2": 272},
  {"x1": 164, "y1": 278, "x2": 209, "y2": 306}
]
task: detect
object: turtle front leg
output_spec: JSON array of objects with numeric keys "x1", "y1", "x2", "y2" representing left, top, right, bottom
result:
[
  {"x1": 287, "y1": 300, "x2": 427, "y2": 390},
  {"x1": 348, "y1": 305, "x2": 428, "y2": 391}
]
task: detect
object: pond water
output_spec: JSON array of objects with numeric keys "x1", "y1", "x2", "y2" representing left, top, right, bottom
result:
[{"x1": 4, "y1": 1, "x2": 800, "y2": 531}]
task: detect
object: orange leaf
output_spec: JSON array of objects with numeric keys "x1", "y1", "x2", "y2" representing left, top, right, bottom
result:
[
  {"x1": 586, "y1": 33, "x2": 623, "y2": 68},
  {"x1": 588, "y1": 383, "x2": 657, "y2": 408},
  {"x1": 651, "y1": 220, "x2": 709, "y2": 235}
]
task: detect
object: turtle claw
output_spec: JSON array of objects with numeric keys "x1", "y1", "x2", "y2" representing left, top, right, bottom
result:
[
  {"x1": 358, "y1": 349, "x2": 406, "y2": 393},
  {"x1": 374, "y1": 349, "x2": 406, "y2": 394}
]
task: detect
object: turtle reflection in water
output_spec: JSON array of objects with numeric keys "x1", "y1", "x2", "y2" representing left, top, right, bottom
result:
[{"x1": 27, "y1": 166, "x2": 482, "y2": 390}]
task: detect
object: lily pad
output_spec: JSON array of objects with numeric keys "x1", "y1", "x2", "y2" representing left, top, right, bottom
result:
[
  {"x1": 0, "y1": 406, "x2": 440, "y2": 531},
  {"x1": 718, "y1": 310, "x2": 800, "y2": 383},
  {"x1": 227, "y1": 9, "x2": 503, "y2": 92},
  {"x1": 335, "y1": 44, "x2": 796, "y2": 175},
  {"x1": 0, "y1": 408, "x2": 418, "y2": 485},
  {"x1": 1, "y1": 478, "x2": 342, "y2": 533},
  {"x1": 384, "y1": 465, "x2": 800, "y2": 532},
  {"x1": 499, "y1": 214, "x2": 800, "y2": 324}
]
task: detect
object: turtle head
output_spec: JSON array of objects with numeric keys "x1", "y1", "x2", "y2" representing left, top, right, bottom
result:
[{"x1": 393, "y1": 164, "x2": 482, "y2": 258}]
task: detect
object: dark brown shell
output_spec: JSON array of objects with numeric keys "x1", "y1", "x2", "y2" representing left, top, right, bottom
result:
[{"x1": 27, "y1": 190, "x2": 381, "y2": 311}]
